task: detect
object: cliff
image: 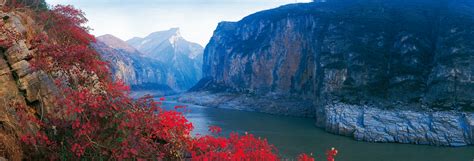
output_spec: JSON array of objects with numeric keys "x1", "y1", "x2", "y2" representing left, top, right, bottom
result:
[
  {"x1": 184, "y1": 0, "x2": 474, "y2": 146},
  {"x1": 197, "y1": 0, "x2": 473, "y2": 111},
  {"x1": 95, "y1": 30, "x2": 203, "y2": 93},
  {"x1": 0, "y1": 11, "x2": 58, "y2": 160},
  {"x1": 94, "y1": 35, "x2": 186, "y2": 94}
]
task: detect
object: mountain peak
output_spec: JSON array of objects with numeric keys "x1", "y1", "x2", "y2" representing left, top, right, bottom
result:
[
  {"x1": 168, "y1": 27, "x2": 180, "y2": 34},
  {"x1": 97, "y1": 34, "x2": 139, "y2": 53},
  {"x1": 148, "y1": 27, "x2": 182, "y2": 40}
]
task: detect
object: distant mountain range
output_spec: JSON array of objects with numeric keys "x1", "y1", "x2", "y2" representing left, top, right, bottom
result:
[
  {"x1": 94, "y1": 28, "x2": 203, "y2": 93},
  {"x1": 127, "y1": 28, "x2": 203, "y2": 85}
]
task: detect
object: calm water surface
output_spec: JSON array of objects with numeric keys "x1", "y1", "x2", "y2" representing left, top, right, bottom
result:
[{"x1": 160, "y1": 101, "x2": 474, "y2": 161}]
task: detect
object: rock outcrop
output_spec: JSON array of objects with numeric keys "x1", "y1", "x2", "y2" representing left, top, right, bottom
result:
[
  {"x1": 325, "y1": 103, "x2": 474, "y2": 146},
  {"x1": 0, "y1": 11, "x2": 58, "y2": 160},
  {"x1": 189, "y1": 0, "x2": 474, "y2": 146}
]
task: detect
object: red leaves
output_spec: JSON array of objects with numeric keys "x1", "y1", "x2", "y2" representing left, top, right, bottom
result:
[
  {"x1": 191, "y1": 132, "x2": 279, "y2": 161},
  {"x1": 0, "y1": 20, "x2": 21, "y2": 48},
  {"x1": 41, "y1": 5, "x2": 94, "y2": 45},
  {"x1": 326, "y1": 148, "x2": 338, "y2": 161},
  {"x1": 298, "y1": 153, "x2": 315, "y2": 161},
  {"x1": 297, "y1": 148, "x2": 338, "y2": 161},
  {"x1": 71, "y1": 143, "x2": 86, "y2": 157},
  {"x1": 30, "y1": 5, "x2": 110, "y2": 83},
  {"x1": 209, "y1": 126, "x2": 222, "y2": 134},
  {"x1": 174, "y1": 105, "x2": 187, "y2": 109}
]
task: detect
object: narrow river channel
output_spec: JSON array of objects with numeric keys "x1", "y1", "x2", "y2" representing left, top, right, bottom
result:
[{"x1": 160, "y1": 101, "x2": 474, "y2": 161}]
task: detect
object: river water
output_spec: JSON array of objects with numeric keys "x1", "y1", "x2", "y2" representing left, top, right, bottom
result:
[{"x1": 160, "y1": 101, "x2": 474, "y2": 161}]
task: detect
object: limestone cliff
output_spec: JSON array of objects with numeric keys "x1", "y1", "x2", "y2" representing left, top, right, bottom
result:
[
  {"x1": 186, "y1": 0, "x2": 474, "y2": 146},
  {"x1": 198, "y1": 0, "x2": 473, "y2": 111}
]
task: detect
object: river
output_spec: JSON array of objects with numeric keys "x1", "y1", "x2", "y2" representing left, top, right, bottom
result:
[{"x1": 160, "y1": 101, "x2": 474, "y2": 161}]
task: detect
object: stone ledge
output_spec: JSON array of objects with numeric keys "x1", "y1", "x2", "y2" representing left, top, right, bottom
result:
[{"x1": 325, "y1": 103, "x2": 474, "y2": 146}]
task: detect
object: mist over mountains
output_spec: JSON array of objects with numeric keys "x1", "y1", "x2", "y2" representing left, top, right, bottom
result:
[{"x1": 94, "y1": 28, "x2": 203, "y2": 93}]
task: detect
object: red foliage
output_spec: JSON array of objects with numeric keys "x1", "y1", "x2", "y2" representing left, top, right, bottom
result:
[
  {"x1": 208, "y1": 126, "x2": 222, "y2": 134},
  {"x1": 191, "y1": 133, "x2": 279, "y2": 161},
  {"x1": 0, "y1": 20, "x2": 21, "y2": 48},
  {"x1": 298, "y1": 153, "x2": 315, "y2": 161},
  {"x1": 326, "y1": 148, "x2": 339, "y2": 161},
  {"x1": 30, "y1": 5, "x2": 109, "y2": 82},
  {"x1": 174, "y1": 105, "x2": 187, "y2": 109},
  {"x1": 298, "y1": 148, "x2": 338, "y2": 161},
  {"x1": 39, "y1": 5, "x2": 94, "y2": 45}
]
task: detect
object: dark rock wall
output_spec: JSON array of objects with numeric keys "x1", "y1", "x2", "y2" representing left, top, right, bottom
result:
[{"x1": 200, "y1": 0, "x2": 474, "y2": 111}]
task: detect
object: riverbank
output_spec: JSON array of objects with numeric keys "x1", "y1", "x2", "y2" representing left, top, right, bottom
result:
[
  {"x1": 175, "y1": 91, "x2": 474, "y2": 147},
  {"x1": 325, "y1": 103, "x2": 474, "y2": 146},
  {"x1": 175, "y1": 91, "x2": 315, "y2": 118}
]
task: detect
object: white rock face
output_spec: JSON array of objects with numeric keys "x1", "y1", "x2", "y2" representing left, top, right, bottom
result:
[{"x1": 325, "y1": 103, "x2": 474, "y2": 146}]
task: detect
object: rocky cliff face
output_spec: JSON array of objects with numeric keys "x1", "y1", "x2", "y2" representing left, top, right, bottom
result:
[
  {"x1": 127, "y1": 28, "x2": 204, "y2": 90},
  {"x1": 200, "y1": 0, "x2": 473, "y2": 111},
  {"x1": 325, "y1": 103, "x2": 474, "y2": 146},
  {"x1": 190, "y1": 0, "x2": 474, "y2": 146},
  {"x1": 94, "y1": 35, "x2": 189, "y2": 93},
  {"x1": 0, "y1": 11, "x2": 58, "y2": 160}
]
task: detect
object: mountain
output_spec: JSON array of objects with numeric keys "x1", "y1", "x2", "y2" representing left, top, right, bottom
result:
[
  {"x1": 183, "y1": 0, "x2": 474, "y2": 146},
  {"x1": 127, "y1": 28, "x2": 204, "y2": 90},
  {"x1": 97, "y1": 34, "x2": 140, "y2": 54},
  {"x1": 94, "y1": 34, "x2": 192, "y2": 94}
]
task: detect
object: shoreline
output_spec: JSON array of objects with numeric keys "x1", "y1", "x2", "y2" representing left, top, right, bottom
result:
[{"x1": 175, "y1": 91, "x2": 474, "y2": 147}]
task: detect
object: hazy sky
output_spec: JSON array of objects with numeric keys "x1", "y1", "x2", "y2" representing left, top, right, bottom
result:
[{"x1": 45, "y1": 0, "x2": 312, "y2": 46}]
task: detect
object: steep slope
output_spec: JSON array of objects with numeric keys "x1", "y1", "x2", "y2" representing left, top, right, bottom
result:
[
  {"x1": 127, "y1": 28, "x2": 203, "y2": 90},
  {"x1": 198, "y1": 0, "x2": 473, "y2": 111},
  {"x1": 95, "y1": 35, "x2": 192, "y2": 93},
  {"x1": 183, "y1": 0, "x2": 474, "y2": 146},
  {"x1": 0, "y1": 11, "x2": 59, "y2": 160}
]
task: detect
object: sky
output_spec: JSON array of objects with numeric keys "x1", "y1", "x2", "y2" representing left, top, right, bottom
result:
[{"x1": 44, "y1": 0, "x2": 312, "y2": 46}]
